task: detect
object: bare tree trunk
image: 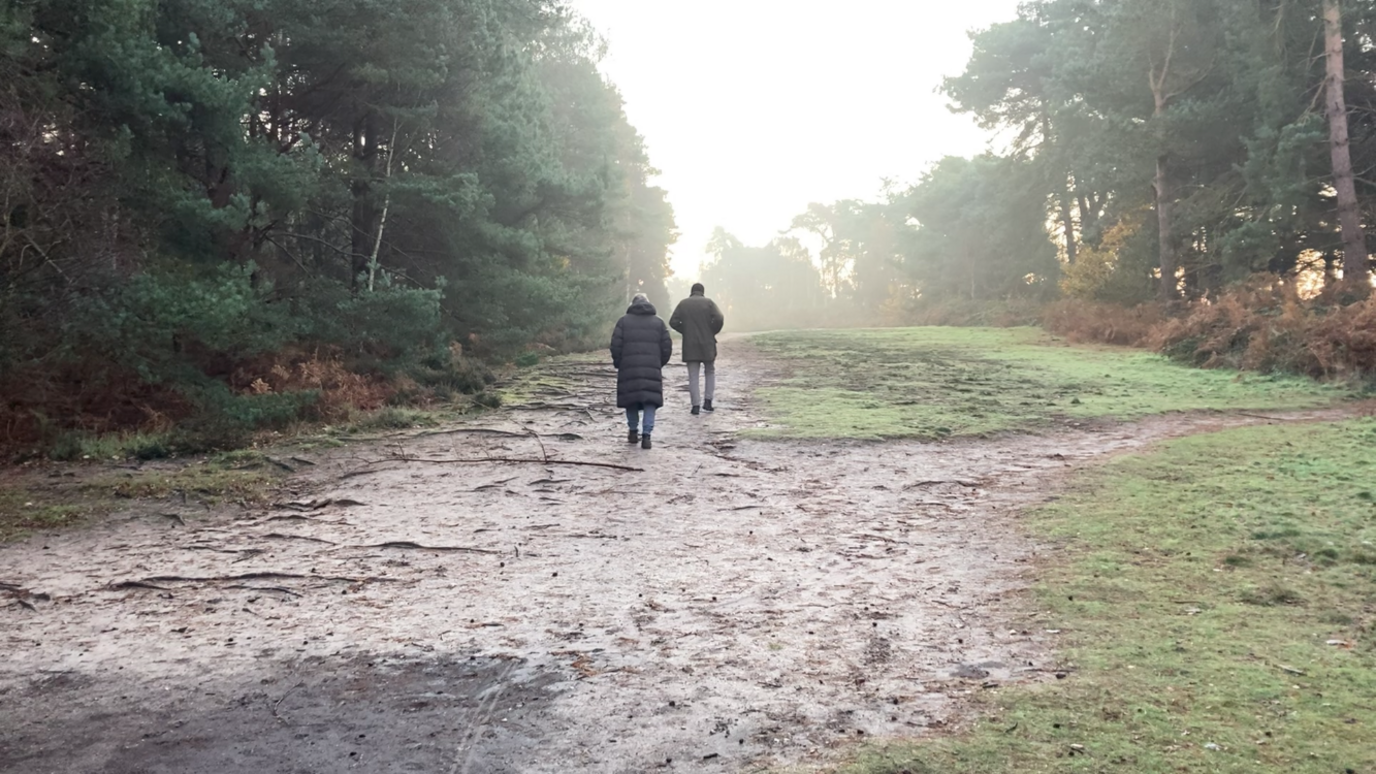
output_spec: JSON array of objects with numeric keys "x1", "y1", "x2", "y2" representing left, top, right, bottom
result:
[
  {"x1": 1040, "y1": 115, "x2": 1077, "y2": 265},
  {"x1": 366, "y1": 118, "x2": 400, "y2": 293},
  {"x1": 1150, "y1": 34, "x2": 1178, "y2": 302},
  {"x1": 1154, "y1": 154, "x2": 1177, "y2": 301},
  {"x1": 1059, "y1": 190, "x2": 1078, "y2": 266},
  {"x1": 351, "y1": 112, "x2": 378, "y2": 289},
  {"x1": 1323, "y1": 0, "x2": 1370, "y2": 289}
]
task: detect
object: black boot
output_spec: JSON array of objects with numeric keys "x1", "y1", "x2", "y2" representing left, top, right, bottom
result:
[
  {"x1": 691, "y1": 405, "x2": 701, "y2": 416},
  {"x1": 627, "y1": 429, "x2": 639, "y2": 444},
  {"x1": 703, "y1": 399, "x2": 714, "y2": 412},
  {"x1": 641, "y1": 434, "x2": 652, "y2": 450}
]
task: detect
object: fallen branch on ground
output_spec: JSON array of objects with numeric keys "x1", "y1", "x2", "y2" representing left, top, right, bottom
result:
[
  {"x1": 356, "y1": 541, "x2": 499, "y2": 554},
  {"x1": 364, "y1": 455, "x2": 643, "y2": 473},
  {"x1": 109, "y1": 580, "x2": 173, "y2": 591},
  {"x1": 260, "y1": 514, "x2": 350, "y2": 524},
  {"x1": 262, "y1": 532, "x2": 339, "y2": 545},
  {"x1": 184, "y1": 545, "x2": 266, "y2": 557},
  {"x1": 264, "y1": 457, "x2": 297, "y2": 472},
  {"x1": 273, "y1": 498, "x2": 366, "y2": 511},
  {"x1": 228, "y1": 584, "x2": 303, "y2": 597},
  {"x1": 410, "y1": 428, "x2": 532, "y2": 440},
  {"x1": 110, "y1": 572, "x2": 398, "y2": 588}
]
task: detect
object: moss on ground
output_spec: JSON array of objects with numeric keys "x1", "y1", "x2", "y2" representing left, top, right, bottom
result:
[
  {"x1": 836, "y1": 418, "x2": 1376, "y2": 774},
  {"x1": 751, "y1": 328, "x2": 1347, "y2": 440},
  {"x1": 0, "y1": 486, "x2": 86, "y2": 542},
  {"x1": 1, "y1": 453, "x2": 287, "y2": 543},
  {"x1": 80, "y1": 457, "x2": 282, "y2": 503}
]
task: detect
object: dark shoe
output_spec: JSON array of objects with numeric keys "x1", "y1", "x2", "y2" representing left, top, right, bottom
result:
[
  {"x1": 691, "y1": 405, "x2": 701, "y2": 416},
  {"x1": 703, "y1": 399, "x2": 715, "y2": 412},
  {"x1": 641, "y1": 434, "x2": 652, "y2": 450},
  {"x1": 627, "y1": 429, "x2": 639, "y2": 444}
]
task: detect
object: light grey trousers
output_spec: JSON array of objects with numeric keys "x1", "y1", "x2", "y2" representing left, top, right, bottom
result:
[{"x1": 687, "y1": 361, "x2": 715, "y2": 407}]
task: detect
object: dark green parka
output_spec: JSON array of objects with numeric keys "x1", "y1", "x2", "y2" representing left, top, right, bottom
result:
[{"x1": 668, "y1": 290, "x2": 725, "y2": 363}]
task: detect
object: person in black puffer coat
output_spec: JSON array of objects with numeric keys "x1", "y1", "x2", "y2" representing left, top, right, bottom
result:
[{"x1": 610, "y1": 293, "x2": 672, "y2": 450}]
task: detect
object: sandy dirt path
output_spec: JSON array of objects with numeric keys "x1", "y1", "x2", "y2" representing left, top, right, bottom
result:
[{"x1": 0, "y1": 341, "x2": 1356, "y2": 774}]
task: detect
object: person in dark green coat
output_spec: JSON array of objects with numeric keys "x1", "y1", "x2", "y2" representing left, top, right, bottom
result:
[{"x1": 668, "y1": 283, "x2": 725, "y2": 415}]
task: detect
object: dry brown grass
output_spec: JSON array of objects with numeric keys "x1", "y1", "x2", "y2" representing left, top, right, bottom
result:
[
  {"x1": 1042, "y1": 299, "x2": 1165, "y2": 347},
  {"x1": 1044, "y1": 277, "x2": 1376, "y2": 379},
  {"x1": 1150, "y1": 279, "x2": 1376, "y2": 377},
  {"x1": 230, "y1": 347, "x2": 396, "y2": 421}
]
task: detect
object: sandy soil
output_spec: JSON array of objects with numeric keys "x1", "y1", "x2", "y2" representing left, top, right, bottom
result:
[{"x1": 0, "y1": 343, "x2": 1356, "y2": 774}]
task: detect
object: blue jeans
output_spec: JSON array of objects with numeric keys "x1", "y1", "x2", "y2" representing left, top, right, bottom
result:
[{"x1": 626, "y1": 405, "x2": 656, "y2": 435}]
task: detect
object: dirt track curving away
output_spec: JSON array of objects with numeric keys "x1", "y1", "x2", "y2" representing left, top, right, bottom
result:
[{"x1": 0, "y1": 342, "x2": 1355, "y2": 774}]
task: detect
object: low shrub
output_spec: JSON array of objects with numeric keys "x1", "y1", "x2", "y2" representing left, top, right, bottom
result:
[
  {"x1": 0, "y1": 264, "x2": 495, "y2": 459},
  {"x1": 1149, "y1": 279, "x2": 1376, "y2": 378},
  {"x1": 1043, "y1": 277, "x2": 1376, "y2": 380},
  {"x1": 1042, "y1": 299, "x2": 1165, "y2": 347}
]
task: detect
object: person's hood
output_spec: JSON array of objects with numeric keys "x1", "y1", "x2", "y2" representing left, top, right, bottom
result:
[
  {"x1": 627, "y1": 299, "x2": 657, "y2": 316},
  {"x1": 690, "y1": 289, "x2": 705, "y2": 297}
]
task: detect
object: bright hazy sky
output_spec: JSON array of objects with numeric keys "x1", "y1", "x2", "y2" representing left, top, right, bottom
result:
[{"x1": 568, "y1": 1, "x2": 1023, "y2": 279}]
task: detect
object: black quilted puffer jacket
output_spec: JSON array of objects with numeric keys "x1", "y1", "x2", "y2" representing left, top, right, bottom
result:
[{"x1": 610, "y1": 299, "x2": 673, "y2": 408}]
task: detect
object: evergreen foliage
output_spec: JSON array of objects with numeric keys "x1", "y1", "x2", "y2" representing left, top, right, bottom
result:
[
  {"x1": 699, "y1": 1, "x2": 1375, "y2": 331},
  {"x1": 0, "y1": 0, "x2": 674, "y2": 449},
  {"x1": 942, "y1": 0, "x2": 1376, "y2": 300}
]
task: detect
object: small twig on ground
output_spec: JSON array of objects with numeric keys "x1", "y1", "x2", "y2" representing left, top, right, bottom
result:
[
  {"x1": 903, "y1": 480, "x2": 983, "y2": 490},
  {"x1": 109, "y1": 580, "x2": 173, "y2": 592},
  {"x1": 528, "y1": 428, "x2": 549, "y2": 463},
  {"x1": 160, "y1": 513, "x2": 187, "y2": 527},
  {"x1": 183, "y1": 546, "x2": 266, "y2": 559},
  {"x1": 261, "y1": 533, "x2": 339, "y2": 545},
  {"x1": 273, "y1": 678, "x2": 304, "y2": 722},
  {"x1": 228, "y1": 584, "x2": 303, "y2": 597},
  {"x1": 856, "y1": 533, "x2": 906, "y2": 544}
]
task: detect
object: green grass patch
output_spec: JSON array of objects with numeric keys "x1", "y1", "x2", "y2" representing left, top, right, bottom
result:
[
  {"x1": 751, "y1": 328, "x2": 1346, "y2": 440},
  {"x1": 2, "y1": 450, "x2": 292, "y2": 544},
  {"x1": 337, "y1": 406, "x2": 443, "y2": 434},
  {"x1": 81, "y1": 456, "x2": 283, "y2": 503},
  {"x1": 0, "y1": 486, "x2": 88, "y2": 542},
  {"x1": 42, "y1": 430, "x2": 182, "y2": 462},
  {"x1": 837, "y1": 418, "x2": 1376, "y2": 774}
]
